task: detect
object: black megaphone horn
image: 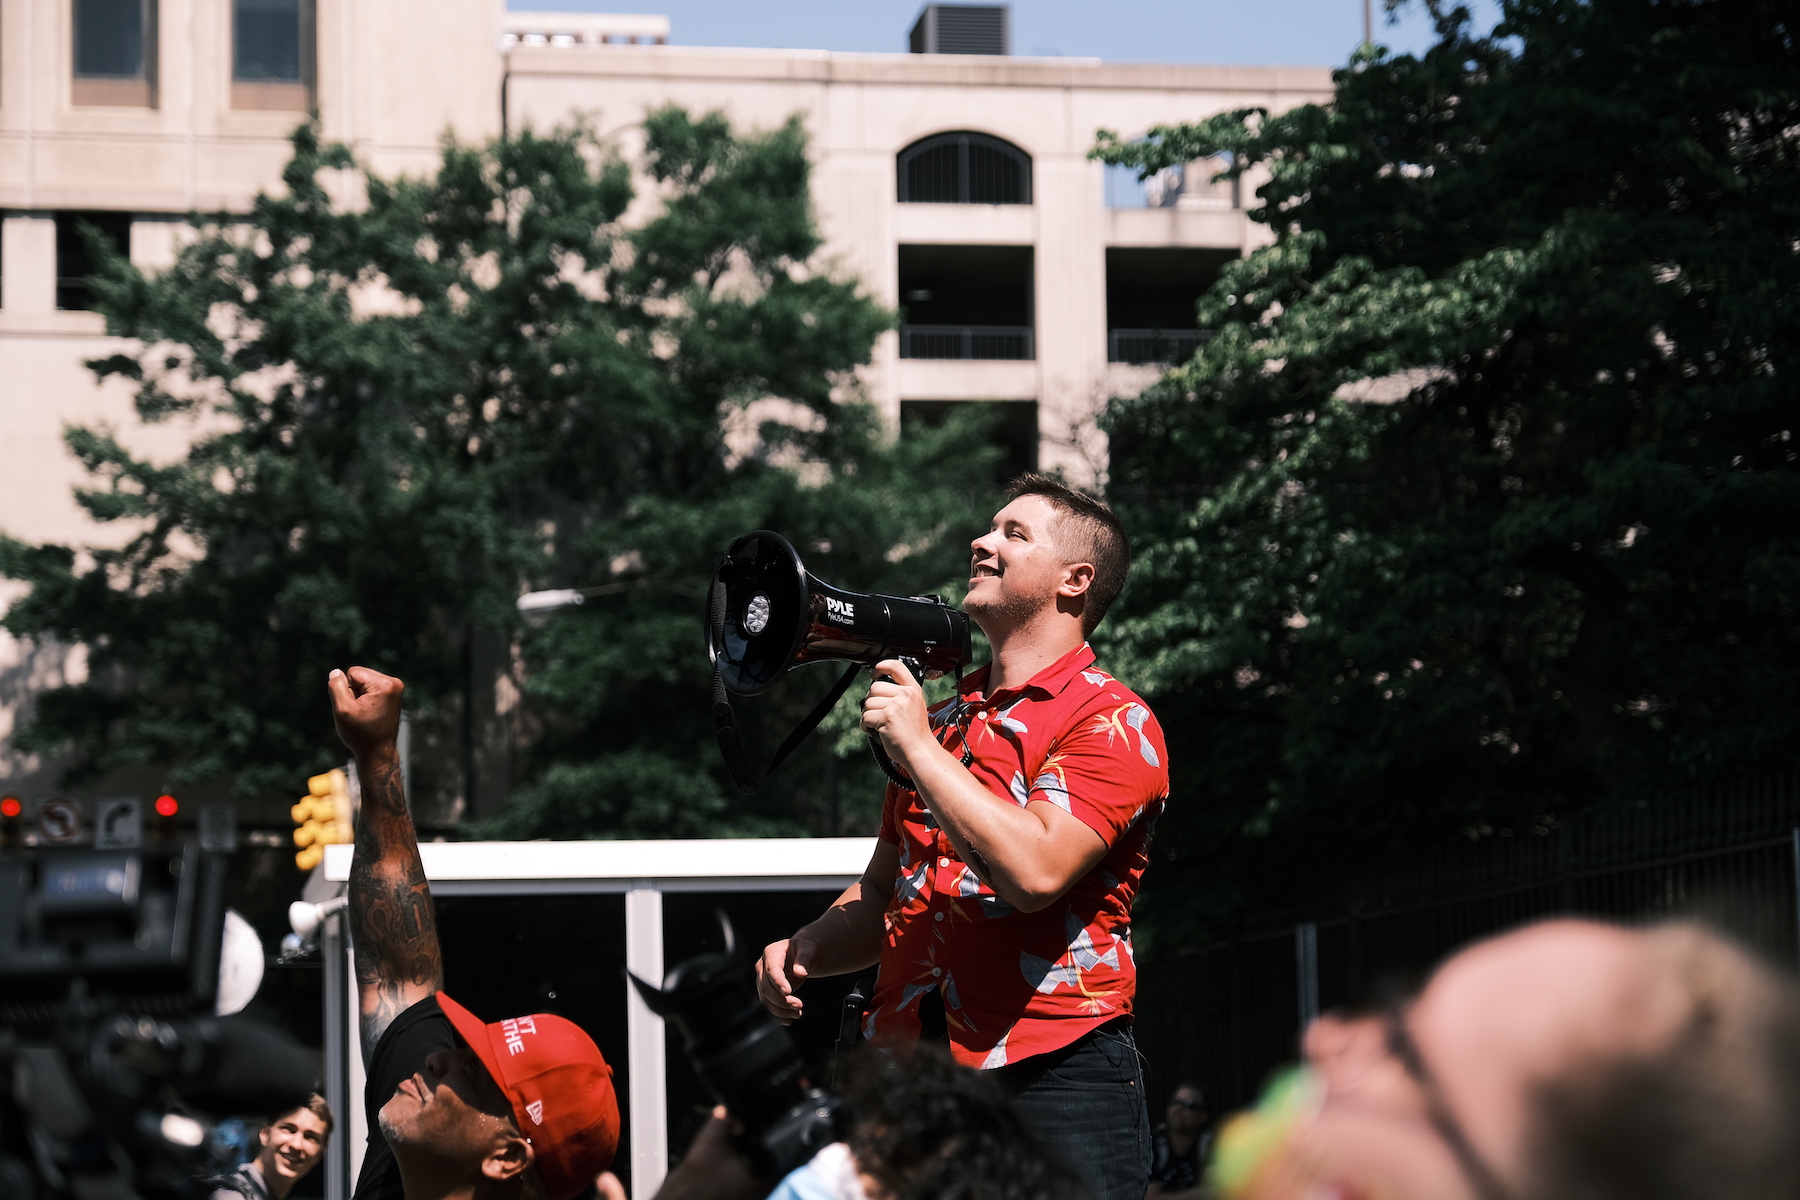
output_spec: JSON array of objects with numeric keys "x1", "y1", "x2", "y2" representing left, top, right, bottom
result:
[{"x1": 707, "y1": 530, "x2": 972, "y2": 793}]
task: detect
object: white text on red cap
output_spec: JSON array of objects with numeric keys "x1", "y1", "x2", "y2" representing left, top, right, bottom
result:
[{"x1": 502, "y1": 1016, "x2": 538, "y2": 1056}]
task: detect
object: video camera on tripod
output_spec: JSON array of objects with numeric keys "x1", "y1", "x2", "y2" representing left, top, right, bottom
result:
[{"x1": 0, "y1": 842, "x2": 318, "y2": 1199}]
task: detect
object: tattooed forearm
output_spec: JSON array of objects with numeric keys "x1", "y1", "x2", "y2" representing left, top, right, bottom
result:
[{"x1": 348, "y1": 748, "x2": 444, "y2": 1059}]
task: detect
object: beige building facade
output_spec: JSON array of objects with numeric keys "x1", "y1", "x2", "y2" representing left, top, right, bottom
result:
[{"x1": 0, "y1": 0, "x2": 1330, "y2": 802}]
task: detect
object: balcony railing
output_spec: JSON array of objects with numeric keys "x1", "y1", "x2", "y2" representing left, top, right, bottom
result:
[
  {"x1": 900, "y1": 325, "x2": 1035, "y2": 361},
  {"x1": 1108, "y1": 328, "x2": 1209, "y2": 364}
]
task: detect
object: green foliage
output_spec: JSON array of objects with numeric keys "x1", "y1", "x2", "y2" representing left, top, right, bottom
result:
[
  {"x1": 1092, "y1": 0, "x2": 1800, "y2": 942},
  {"x1": 2, "y1": 111, "x2": 998, "y2": 833}
]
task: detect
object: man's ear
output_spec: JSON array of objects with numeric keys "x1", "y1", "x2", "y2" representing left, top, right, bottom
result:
[
  {"x1": 1058, "y1": 561, "x2": 1096, "y2": 599},
  {"x1": 480, "y1": 1132, "x2": 536, "y2": 1183}
]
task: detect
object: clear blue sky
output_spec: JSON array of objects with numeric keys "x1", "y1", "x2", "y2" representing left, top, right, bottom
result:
[{"x1": 508, "y1": 0, "x2": 1503, "y2": 66}]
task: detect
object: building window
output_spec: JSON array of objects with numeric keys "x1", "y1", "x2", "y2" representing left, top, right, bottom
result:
[
  {"x1": 1105, "y1": 248, "x2": 1236, "y2": 364},
  {"x1": 898, "y1": 245, "x2": 1034, "y2": 361},
  {"x1": 897, "y1": 132, "x2": 1031, "y2": 205},
  {"x1": 55, "y1": 212, "x2": 133, "y2": 311},
  {"x1": 233, "y1": 0, "x2": 313, "y2": 109},
  {"x1": 1103, "y1": 156, "x2": 1238, "y2": 210},
  {"x1": 73, "y1": 0, "x2": 156, "y2": 107},
  {"x1": 902, "y1": 401, "x2": 1039, "y2": 482}
]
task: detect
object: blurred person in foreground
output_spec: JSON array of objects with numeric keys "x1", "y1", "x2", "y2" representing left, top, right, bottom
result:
[
  {"x1": 655, "y1": 1045, "x2": 1088, "y2": 1200},
  {"x1": 757, "y1": 476, "x2": 1170, "y2": 1200},
  {"x1": 1144, "y1": 1083, "x2": 1210, "y2": 1200},
  {"x1": 330, "y1": 666, "x2": 621, "y2": 1200},
  {"x1": 1210, "y1": 919, "x2": 1800, "y2": 1200},
  {"x1": 207, "y1": 1096, "x2": 334, "y2": 1200}
]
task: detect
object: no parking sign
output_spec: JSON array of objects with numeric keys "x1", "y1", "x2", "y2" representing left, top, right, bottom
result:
[{"x1": 34, "y1": 797, "x2": 85, "y2": 846}]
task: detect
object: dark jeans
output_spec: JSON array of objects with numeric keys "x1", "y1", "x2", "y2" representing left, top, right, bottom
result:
[{"x1": 992, "y1": 1020, "x2": 1151, "y2": 1200}]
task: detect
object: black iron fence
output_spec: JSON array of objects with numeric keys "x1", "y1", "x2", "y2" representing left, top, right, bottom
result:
[
  {"x1": 1107, "y1": 327, "x2": 1208, "y2": 364},
  {"x1": 1133, "y1": 773, "x2": 1800, "y2": 1115},
  {"x1": 899, "y1": 324, "x2": 1034, "y2": 360}
]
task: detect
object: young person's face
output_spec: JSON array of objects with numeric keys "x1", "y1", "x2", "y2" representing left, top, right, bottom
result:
[
  {"x1": 258, "y1": 1107, "x2": 329, "y2": 1186},
  {"x1": 965, "y1": 495, "x2": 1089, "y2": 634},
  {"x1": 379, "y1": 1043, "x2": 524, "y2": 1176}
]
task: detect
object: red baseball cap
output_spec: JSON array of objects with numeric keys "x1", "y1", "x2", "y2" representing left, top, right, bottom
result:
[{"x1": 437, "y1": 992, "x2": 620, "y2": 1200}]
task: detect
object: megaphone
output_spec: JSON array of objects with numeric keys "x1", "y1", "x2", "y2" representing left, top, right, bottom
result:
[{"x1": 707, "y1": 531, "x2": 972, "y2": 793}]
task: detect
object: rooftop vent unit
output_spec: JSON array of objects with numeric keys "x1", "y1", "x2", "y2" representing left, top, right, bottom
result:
[{"x1": 909, "y1": 5, "x2": 1009, "y2": 56}]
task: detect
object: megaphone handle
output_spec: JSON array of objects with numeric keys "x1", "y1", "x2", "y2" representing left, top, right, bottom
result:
[
  {"x1": 868, "y1": 732, "x2": 913, "y2": 789},
  {"x1": 867, "y1": 656, "x2": 928, "y2": 788}
]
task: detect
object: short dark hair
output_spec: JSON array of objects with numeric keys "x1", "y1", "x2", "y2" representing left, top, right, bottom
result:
[
  {"x1": 843, "y1": 1044, "x2": 1088, "y2": 1200},
  {"x1": 1004, "y1": 473, "x2": 1131, "y2": 637},
  {"x1": 1527, "y1": 924, "x2": 1800, "y2": 1200},
  {"x1": 269, "y1": 1092, "x2": 334, "y2": 1138}
]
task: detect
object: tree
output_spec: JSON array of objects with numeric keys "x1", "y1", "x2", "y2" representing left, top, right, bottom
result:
[
  {"x1": 0, "y1": 110, "x2": 997, "y2": 835},
  {"x1": 1092, "y1": 0, "x2": 1800, "y2": 943}
]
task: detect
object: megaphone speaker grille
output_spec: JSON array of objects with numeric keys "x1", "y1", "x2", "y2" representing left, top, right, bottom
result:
[{"x1": 709, "y1": 531, "x2": 810, "y2": 696}]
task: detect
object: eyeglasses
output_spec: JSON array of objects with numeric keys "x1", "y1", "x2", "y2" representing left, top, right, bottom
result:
[
  {"x1": 1171, "y1": 1097, "x2": 1204, "y2": 1110},
  {"x1": 1381, "y1": 1003, "x2": 1514, "y2": 1200}
]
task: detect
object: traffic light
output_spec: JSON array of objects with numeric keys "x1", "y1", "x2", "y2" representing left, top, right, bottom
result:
[
  {"x1": 1, "y1": 795, "x2": 20, "y2": 847},
  {"x1": 152, "y1": 792, "x2": 180, "y2": 843},
  {"x1": 292, "y1": 768, "x2": 354, "y2": 870}
]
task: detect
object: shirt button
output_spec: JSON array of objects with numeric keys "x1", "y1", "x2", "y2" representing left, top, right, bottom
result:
[
  {"x1": 934, "y1": 912, "x2": 945, "y2": 922},
  {"x1": 939, "y1": 857, "x2": 950, "y2": 867},
  {"x1": 931, "y1": 968, "x2": 943, "y2": 977}
]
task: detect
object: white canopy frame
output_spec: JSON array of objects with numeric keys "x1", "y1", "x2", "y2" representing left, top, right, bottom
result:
[{"x1": 315, "y1": 838, "x2": 874, "y2": 1200}]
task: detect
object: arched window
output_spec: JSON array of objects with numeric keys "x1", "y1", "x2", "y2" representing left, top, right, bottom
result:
[{"x1": 897, "y1": 132, "x2": 1032, "y2": 204}]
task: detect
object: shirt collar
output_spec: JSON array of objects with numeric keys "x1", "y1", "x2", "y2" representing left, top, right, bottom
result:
[{"x1": 960, "y1": 642, "x2": 1096, "y2": 704}]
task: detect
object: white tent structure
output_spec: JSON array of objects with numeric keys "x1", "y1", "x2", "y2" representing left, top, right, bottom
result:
[{"x1": 312, "y1": 838, "x2": 874, "y2": 1200}]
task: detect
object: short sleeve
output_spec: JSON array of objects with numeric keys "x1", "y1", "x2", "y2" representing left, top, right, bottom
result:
[{"x1": 1027, "y1": 697, "x2": 1169, "y2": 847}]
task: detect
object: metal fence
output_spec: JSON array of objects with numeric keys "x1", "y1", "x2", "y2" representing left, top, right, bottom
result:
[
  {"x1": 1134, "y1": 773, "x2": 1800, "y2": 1114},
  {"x1": 899, "y1": 324, "x2": 1034, "y2": 360},
  {"x1": 1108, "y1": 327, "x2": 1208, "y2": 364}
]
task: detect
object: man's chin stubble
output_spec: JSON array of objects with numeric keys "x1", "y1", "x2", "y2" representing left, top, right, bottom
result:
[{"x1": 967, "y1": 590, "x2": 1049, "y2": 634}]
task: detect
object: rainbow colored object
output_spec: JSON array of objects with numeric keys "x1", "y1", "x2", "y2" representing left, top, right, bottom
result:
[{"x1": 1207, "y1": 1067, "x2": 1323, "y2": 1199}]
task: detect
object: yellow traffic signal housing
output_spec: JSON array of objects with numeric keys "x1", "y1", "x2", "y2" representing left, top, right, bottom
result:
[{"x1": 293, "y1": 768, "x2": 355, "y2": 870}]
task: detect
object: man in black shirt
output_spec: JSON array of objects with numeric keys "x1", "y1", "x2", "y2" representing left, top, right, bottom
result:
[
  {"x1": 331, "y1": 667, "x2": 620, "y2": 1200},
  {"x1": 1145, "y1": 1082, "x2": 1211, "y2": 1200}
]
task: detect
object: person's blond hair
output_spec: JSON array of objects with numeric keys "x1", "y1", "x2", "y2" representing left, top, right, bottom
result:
[{"x1": 1529, "y1": 922, "x2": 1800, "y2": 1200}]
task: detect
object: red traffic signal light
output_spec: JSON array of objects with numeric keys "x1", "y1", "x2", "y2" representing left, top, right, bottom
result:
[
  {"x1": 0, "y1": 796, "x2": 20, "y2": 819},
  {"x1": 154, "y1": 794, "x2": 179, "y2": 818}
]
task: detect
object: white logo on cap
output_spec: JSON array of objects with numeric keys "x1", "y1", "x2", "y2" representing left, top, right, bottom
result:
[
  {"x1": 526, "y1": 1100, "x2": 544, "y2": 1125},
  {"x1": 501, "y1": 1016, "x2": 538, "y2": 1056}
]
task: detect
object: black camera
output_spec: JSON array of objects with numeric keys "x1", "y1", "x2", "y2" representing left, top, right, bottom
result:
[
  {"x1": 0, "y1": 845, "x2": 318, "y2": 1199},
  {"x1": 628, "y1": 912, "x2": 845, "y2": 1178}
]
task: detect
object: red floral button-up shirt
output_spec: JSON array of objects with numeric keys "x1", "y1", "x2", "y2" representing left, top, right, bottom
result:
[{"x1": 864, "y1": 642, "x2": 1170, "y2": 1069}]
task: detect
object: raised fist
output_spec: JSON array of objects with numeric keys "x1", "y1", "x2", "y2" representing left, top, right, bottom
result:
[{"x1": 328, "y1": 666, "x2": 404, "y2": 761}]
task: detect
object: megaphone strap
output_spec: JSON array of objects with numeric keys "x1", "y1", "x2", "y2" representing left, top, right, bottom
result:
[{"x1": 712, "y1": 657, "x2": 863, "y2": 796}]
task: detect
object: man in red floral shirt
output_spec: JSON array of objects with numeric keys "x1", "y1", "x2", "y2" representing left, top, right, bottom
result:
[{"x1": 756, "y1": 475, "x2": 1170, "y2": 1200}]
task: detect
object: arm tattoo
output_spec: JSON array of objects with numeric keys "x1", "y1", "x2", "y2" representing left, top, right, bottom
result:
[{"x1": 348, "y1": 751, "x2": 444, "y2": 1061}]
